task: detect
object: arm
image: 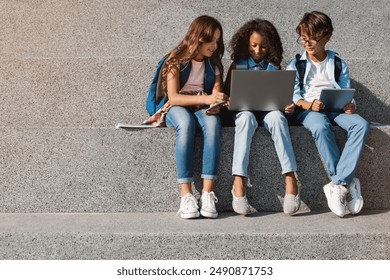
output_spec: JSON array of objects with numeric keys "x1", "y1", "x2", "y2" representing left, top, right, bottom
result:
[
  {"x1": 205, "y1": 74, "x2": 226, "y2": 115},
  {"x1": 223, "y1": 63, "x2": 236, "y2": 97},
  {"x1": 286, "y1": 58, "x2": 324, "y2": 111},
  {"x1": 166, "y1": 65, "x2": 224, "y2": 106},
  {"x1": 286, "y1": 59, "x2": 306, "y2": 106}
]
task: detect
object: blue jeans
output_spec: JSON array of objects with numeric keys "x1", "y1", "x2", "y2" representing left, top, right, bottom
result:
[
  {"x1": 296, "y1": 110, "x2": 370, "y2": 185},
  {"x1": 166, "y1": 106, "x2": 222, "y2": 184},
  {"x1": 232, "y1": 111, "x2": 297, "y2": 177}
]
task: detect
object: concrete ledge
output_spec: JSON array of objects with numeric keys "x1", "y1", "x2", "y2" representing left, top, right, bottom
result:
[
  {"x1": 1, "y1": 126, "x2": 389, "y2": 212},
  {"x1": 0, "y1": 211, "x2": 389, "y2": 259}
]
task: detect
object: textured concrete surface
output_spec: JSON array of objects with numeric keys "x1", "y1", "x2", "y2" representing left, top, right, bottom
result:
[
  {"x1": 1, "y1": 126, "x2": 389, "y2": 212},
  {"x1": 1, "y1": 0, "x2": 389, "y2": 60},
  {"x1": 1, "y1": 0, "x2": 389, "y2": 260},
  {"x1": 0, "y1": 58, "x2": 389, "y2": 126},
  {"x1": 1, "y1": 211, "x2": 389, "y2": 259}
]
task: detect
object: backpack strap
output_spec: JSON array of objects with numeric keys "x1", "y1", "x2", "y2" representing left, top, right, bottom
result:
[
  {"x1": 295, "y1": 53, "x2": 343, "y2": 90},
  {"x1": 334, "y1": 55, "x2": 342, "y2": 83},
  {"x1": 295, "y1": 54, "x2": 307, "y2": 91}
]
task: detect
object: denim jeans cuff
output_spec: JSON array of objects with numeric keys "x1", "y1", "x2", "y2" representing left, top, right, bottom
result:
[
  {"x1": 281, "y1": 168, "x2": 298, "y2": 175},
  {"x1": 201, "y1": 174, "x2": 218, "y2": 180},
  {"x1": 177, "y1": 177, "x2": 194, "y2": 184}
]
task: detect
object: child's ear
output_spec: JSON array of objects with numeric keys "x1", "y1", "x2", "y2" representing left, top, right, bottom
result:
[{"x1": 324, "y1": 34, "x2": 332, "y2": 43}]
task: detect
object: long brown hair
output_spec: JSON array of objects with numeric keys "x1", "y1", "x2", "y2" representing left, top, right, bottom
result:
[
  {"x1": 161, "y1": 15, "x2": 224, "y2": 93},
  {"x1": 229, "y1": 19, "x2": 283, "y2": 68}
]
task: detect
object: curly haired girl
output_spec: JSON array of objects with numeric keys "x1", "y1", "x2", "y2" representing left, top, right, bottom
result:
[{"x1": 223, "y1": 19, "x2": 300, "y2": 215}]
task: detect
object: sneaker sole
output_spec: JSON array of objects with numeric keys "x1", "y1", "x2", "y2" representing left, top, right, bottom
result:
[
  {"x1": 347, "y1": 178, "x2": 364, "y2": 215},
  {"x1": 180, "y1": 212, "x2": 200, "y2": 219},
  {"x1": 348, "y1": 198, "x2": 363, "y2": 215},
  {"x1": 200, "y1": 209, "x2": 218, "y2": 219},
  {"x1": 323, "y1": 184, "x2": 345, "y2": 218}
]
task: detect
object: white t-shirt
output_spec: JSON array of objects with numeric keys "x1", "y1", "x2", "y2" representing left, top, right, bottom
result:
[
  {"x1": 180, "y1": 60, "x2": 220, "y2": 92},
  {"x1": 304, "y1": 56, "x2": 335, "y2": 102}
]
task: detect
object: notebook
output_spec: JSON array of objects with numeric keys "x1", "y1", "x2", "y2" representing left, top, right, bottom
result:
[
  {"x1": 228, "y1": 70, "x2": 296, "y2": 111},
  {"x1": 319, "y1": 88, "x2": 355, "y2": 112}
]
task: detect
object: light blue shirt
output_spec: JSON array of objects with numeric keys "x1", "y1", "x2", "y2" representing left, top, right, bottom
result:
[{"x1": 286, "y1": 50, "x2": 351, "y2": 104}]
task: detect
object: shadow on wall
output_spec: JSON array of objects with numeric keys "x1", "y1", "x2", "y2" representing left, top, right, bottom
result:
[{"x1": 351, "y1": 78, "x2": 389, "y2": 125}]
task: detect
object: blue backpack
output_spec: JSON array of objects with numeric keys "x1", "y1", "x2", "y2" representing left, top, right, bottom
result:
[
  {"x1": 145, "y1": 56, "x2": 217, "y2": 116},
  {"x1": 146, "y1": 55, "x2": 169, "y2": 116}
]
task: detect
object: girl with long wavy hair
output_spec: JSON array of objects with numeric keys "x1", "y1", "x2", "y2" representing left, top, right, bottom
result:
[
  {"x1": 223, "y1": 19, "x2": 300, "y2": 215},
  {"x1": 162, "y1": 15, "x2": 227, "y2": 219}
]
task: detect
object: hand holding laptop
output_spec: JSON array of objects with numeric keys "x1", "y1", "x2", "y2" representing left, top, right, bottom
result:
[
  {"x1": 310, "y1": 99, "x2": 325, "y2": 111},
  {"x1": 344, "y1": 102, "x2": 356, "y2": 114}
]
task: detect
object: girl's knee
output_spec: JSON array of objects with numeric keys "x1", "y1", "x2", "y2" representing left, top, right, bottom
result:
[
  {"x1": 263, "y1": 111, "x2": 287, "y2": 128},
  {"x1": 235, "y1": 111, "x2": 257, "y2": 128}
]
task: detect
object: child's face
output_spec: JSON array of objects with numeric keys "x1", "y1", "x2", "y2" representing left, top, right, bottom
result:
[
  {"x1": 197, "y1": 29, "x2": 221, "y2": 59},
  {"x1": 299, "y1": 31, "x2": 329, "y2": 58},
  {"x1": 248, "y1": 32, "x2": 267, "y2": 62}
]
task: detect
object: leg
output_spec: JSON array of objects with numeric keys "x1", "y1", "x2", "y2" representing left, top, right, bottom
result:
[
  {"x1": 328, "y1": 112, "x2": 369, "y2": 216},
  {"x1": 194, "y1": 110, "x2": 222, "y2": 192},
  {"x1": 231, "y1": 111, "x2": 257, "y2": 215},
  {"x1": 297, "y1": 110, "x2": 341, "y2": 178},
  {"x1": 167, "y1": 107, "x2": 199, "y2": 219},
  {"x1": 166, "y1": 106, "x2": 196, "y2": 191},
  {"x1": 232, "y1": 111, "x2": 258, "y2": 194},
  {"x1": 261, "y1": 111, "x2": 298, "y2": 195},
  {"x1": 328, "y1": 112, "x2": 370, "y2": 185},
  {"x1": 194, "y1": 110, "x2": 221, "y2": 218}
]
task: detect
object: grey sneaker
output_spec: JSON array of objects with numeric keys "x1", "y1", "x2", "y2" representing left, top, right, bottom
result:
[
  {"x1": 178, "y1": 193, "x2": 200, "y2": 219},
  {"x1": 283, "y1": 194, "x2": 301, "y2": 215},
  {"x1": 231, "y1": 186, "x2": 251, "y2": 215},
  {"x1": 323, "y1": 182, "x2": 348, "y2": 217},
  {"x1": 347, "y1": 178, "x2": 364, "y2": 215},
  {"x1": 200, "y1": 191, "x2": 218, "y2": 218}
]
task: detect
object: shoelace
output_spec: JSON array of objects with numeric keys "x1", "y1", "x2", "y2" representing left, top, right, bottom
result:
[
  {"x1": 177, "y1": 195, "x2": 198, "y2": 214},
  {"x1": 202, "y1": 192, "x2": 218, "y2": 208},
  {"x1": 335, "y1": 185, "x2": 347, "y2": 204}
]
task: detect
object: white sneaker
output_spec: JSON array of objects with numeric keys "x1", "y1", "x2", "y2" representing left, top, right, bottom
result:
[
  {"x1": 283, "y1": 194, "x2": 301, "y2": 215},
  {"x1": 323, "y1": 182, "x2": 348, "y2": 217},
  {"x1": 200, "y1": 191, "x2": 218, "y2": 218},
  {"x1": 347, "y1": 178, "x2": 364, "y2": 215},
  {"x1": 178, "y1": 193, "x2": 199, "y2": 219},
  {"x1": 231, "y1": 186, "x2": 251, "y2": 215}
]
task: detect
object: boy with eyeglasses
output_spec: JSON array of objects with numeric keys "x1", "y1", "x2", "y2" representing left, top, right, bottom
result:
[{"x1": 287, "y1": 11, "x2": 370, "y2": 217}]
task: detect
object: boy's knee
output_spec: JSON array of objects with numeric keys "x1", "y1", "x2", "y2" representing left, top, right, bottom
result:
[
  {"x1": 355, "y1": 119, "x2": 371, "y2": 136},
  {"x1": 309, "y1": 121, "x2": 332, "y2": 138}
]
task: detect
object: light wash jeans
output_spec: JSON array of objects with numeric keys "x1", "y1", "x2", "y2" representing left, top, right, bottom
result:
[
  {"x1": 166, "y1": 106, "x2": 222, "y2": 184},
  {"x1": 232, "y1": 110, "x2": 297, "y2": 177},
  {"x1": 296, "y1": 110, "x2": 370, "y2": 185}
]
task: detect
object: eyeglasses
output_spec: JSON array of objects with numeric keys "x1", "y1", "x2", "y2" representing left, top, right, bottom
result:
[{"x1": 296, "y1": 36, "x2": 325, "y2": 46}]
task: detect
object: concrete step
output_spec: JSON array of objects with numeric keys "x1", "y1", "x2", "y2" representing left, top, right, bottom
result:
[
  {"x1": 1, "y1": 126, "x2": 389, "y2": 213},
  {"x1": 1, "y1": 211, "x2": 389, "y2": 259},
  {"x1": 1, "y1": 0, "x2": 389, "y2": 60},
  {"x1": 0, "y1": 58, "x2": 389, "y2": 127}
]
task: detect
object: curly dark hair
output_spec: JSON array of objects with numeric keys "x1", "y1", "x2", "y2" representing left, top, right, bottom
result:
[{"x1": 229, "y1": 19, "x2": 283, "y2": 67}]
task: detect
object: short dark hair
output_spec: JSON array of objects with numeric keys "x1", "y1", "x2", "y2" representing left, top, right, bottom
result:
[{"x1": 296, "y1": 11, "x2": 333, "y2": 39}]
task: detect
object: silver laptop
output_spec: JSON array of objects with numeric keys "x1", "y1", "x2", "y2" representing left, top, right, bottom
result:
[
  {"x1": 319, "y1": 88, "x2": 355, "y2": 112},
  {"x1": 229, "y1": 70, "x2": 296, "y2": 111}
]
